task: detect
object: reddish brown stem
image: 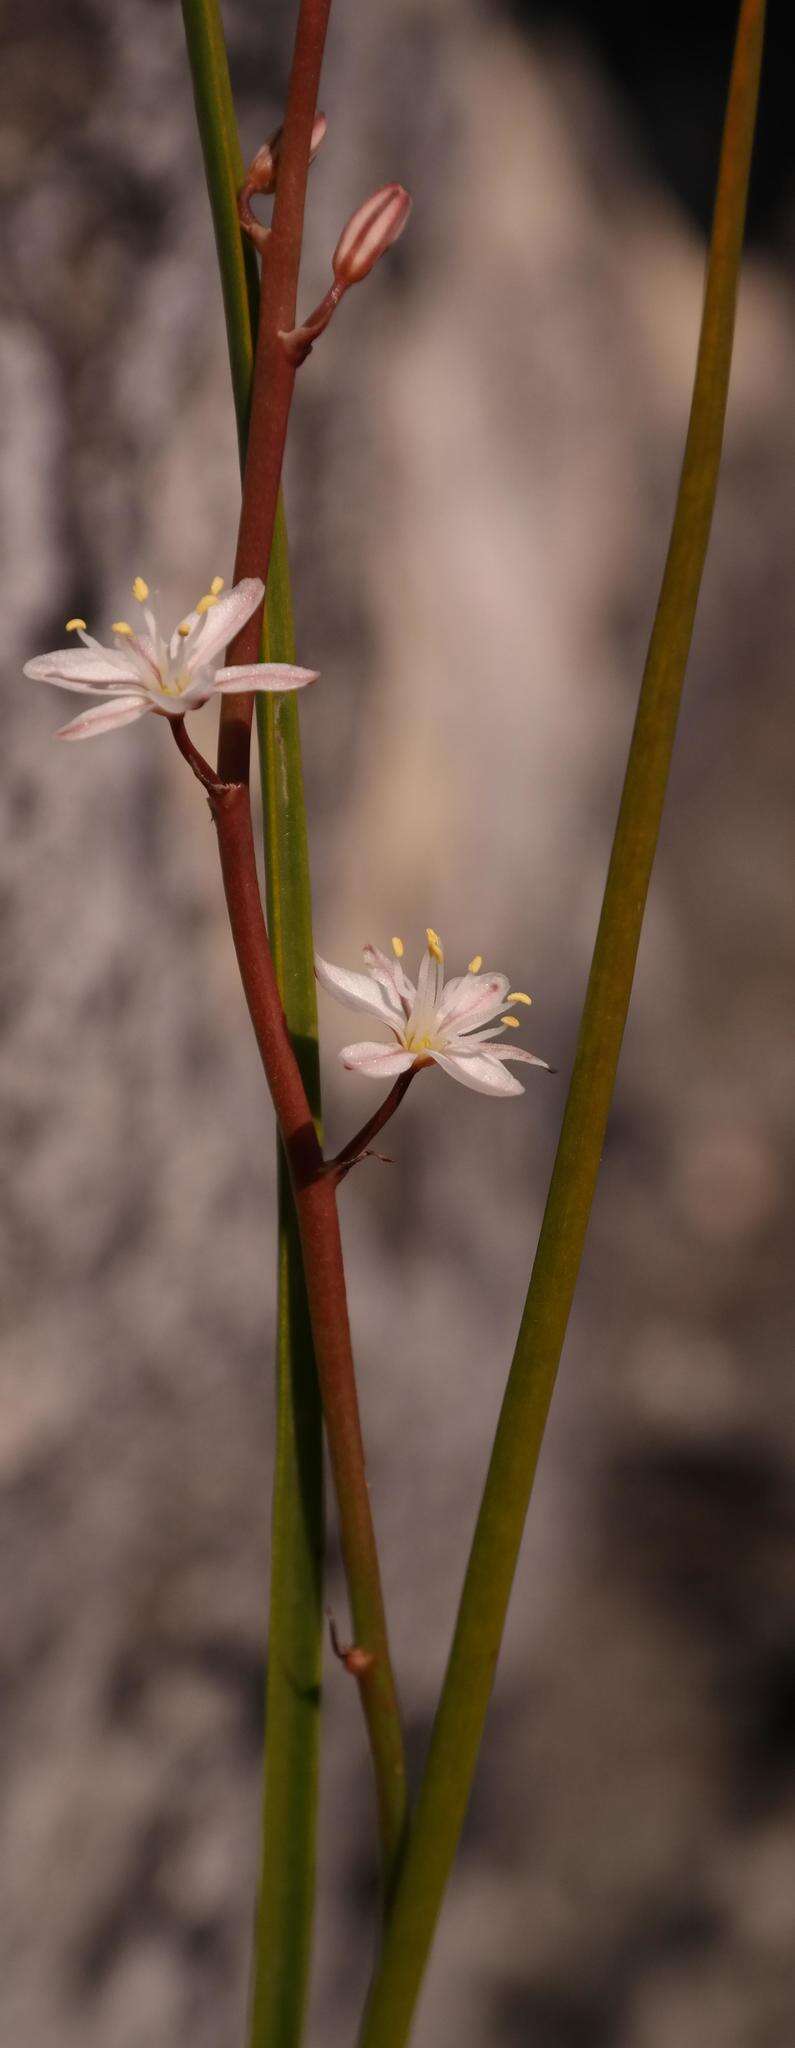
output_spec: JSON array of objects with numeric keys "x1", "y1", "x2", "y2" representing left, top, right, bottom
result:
[
  {"x1": 210, "y1": 781, "x2": 407, "y2": 1881},
  {"x1": 219, "y1": 0, "x2": 332, "y2": 785},
  {"x1": 201, "y1": 0, "x2": 407, "y2": 1888},
  {"x1": 329, "y1": 1069, "x2": 417, "y2": 1183}
]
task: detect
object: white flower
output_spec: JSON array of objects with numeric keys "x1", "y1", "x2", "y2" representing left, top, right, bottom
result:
[
  {"x1": 316, "y1": 929, "x2": 552, "y2": 1098},
  {"x1": 23, "y1": 575, "x2": 318, "y2": 740}
]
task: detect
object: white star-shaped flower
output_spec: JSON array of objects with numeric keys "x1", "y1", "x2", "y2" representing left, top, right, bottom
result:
[
  {"x1": 23, "y1": 575, "x2": 318, "y2": 740},
  {"x1": 316, "y1": 930, "x2": 552, "y2": 1098}
]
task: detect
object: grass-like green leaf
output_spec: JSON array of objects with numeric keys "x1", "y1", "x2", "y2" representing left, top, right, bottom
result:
[
  {"x1": 181, "y1": 5, "x2": 324, "y2": 2043},
  {"x1": 359, "y1": 5, "x2": 766, "y2": 2043}
]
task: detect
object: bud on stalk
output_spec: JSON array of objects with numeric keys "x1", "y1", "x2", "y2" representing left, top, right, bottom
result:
[
  {"x1": 280, "y1": 183, "x2": 411, "y2": 365},
  {"x1": 239, "y1": 113, "x2": 327, "y2": 251}
]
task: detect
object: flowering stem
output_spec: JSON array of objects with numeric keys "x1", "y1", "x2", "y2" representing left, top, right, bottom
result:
[
  {"x1": 203, "y1": 0, "x2": 407, "y2": 1893},
  {"x1": 182, "y1": 4, "x2": 324, "y2": 2039},
  {"x1": 328, "y1": 1070, "x2": 417, "y2": 1183},
  {"x1": 184, "y1": 0, "x2": 408, "y2": 1905},
  {"x1": 358, "y1": 4, "x2": 766, "y2": 2042}
]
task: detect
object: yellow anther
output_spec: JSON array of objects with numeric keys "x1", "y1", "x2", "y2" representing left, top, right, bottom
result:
[
  {"x1": 112, "y1": 620, "x2": 133, "y2": 636},
  {"x1": 468, "y1": 954, "x2": 483, "y2": 974},
  {"x1": 501, "y1": 1015, "x2": 520, "y2": 1028},
  {"x1": 177, "y1": 621, "x2": 192, "y2": 637},
  {"x1": 507, "y1": 991, "x2": 532, "y2": 1005},
  {"x1": 391, "y1": 936, "x2": 405, "y2": 958},
  {"x1": 426, "y1": 926, "x2": 444, "y2": 964},
  {"x1": 196, "y1": 593, "x2": 219, "y2": 614},
  {"x1": 132, "y1": 576, "x2": 149, "y2": 602},
  {"x1": 66, "y1": 618, "x2": 86, "y2": 633},
  {"x1": 210, "y1": 575, "x2": 225, "y2": 596}
]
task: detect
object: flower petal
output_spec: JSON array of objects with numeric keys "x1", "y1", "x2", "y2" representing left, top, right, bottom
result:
[
  {"x1": 133, "y1": 691, "x2": 188, "y2": 721},
  {"x1": 481, "y1": 1044, "x2": 552, "y2": 1071},
  {"x1": 24, "y1": 648, "x2": 136, "y2": 691},
  {"x1": 436, "y1": 971, "x2": 511, "y2": 1036},
  {"x1": 315, "y1": 954, "x2": 405, "y2": 1028},
  {"x1": 406, "y1": 945, "x2": 444, "y2": 1041},
  {"x1": 212, "y1": 663, "x2": 319, "y2": 694},
  {"x1": 339, "y1": 1042, "x2": 416, "y2": 1080},
  {"x1": 185, "y1": 578, "x2": 265, "y2": 670},
  {"x1": 55, "y1": 695, "x2": 152, "y2": 741},
  {"x1": 430, "y1": 1049, "x2": 525, "y2": 1096},
  {"x1": 362, "y1": 944, "x2": 416, "y2": 1016}
]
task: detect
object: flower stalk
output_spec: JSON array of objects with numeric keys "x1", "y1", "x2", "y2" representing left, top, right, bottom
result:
[
  {"x1": 182, "y1": 4, "x2": 326, "y2": 2041},
  {"x1": 358, "y1": 2, "x2": 767, "y2": 2041},
  {"x1": 184, "y1": 0, "x2": 409, "y2": 1901},
  {"x1": 326, "y1": 1070, "x2": 417, "y2": 1185}
]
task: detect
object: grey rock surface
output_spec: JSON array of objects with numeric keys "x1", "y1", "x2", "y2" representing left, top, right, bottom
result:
[{"x1": 1, "y1": 1, "x2": 794, "y2": 2044}]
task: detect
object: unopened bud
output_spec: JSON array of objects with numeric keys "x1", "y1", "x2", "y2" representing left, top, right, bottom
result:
[
  {"x1": 332, "y1": 183, "x2": 411, "y2": 287},
  {"x1": 279, "y1": 182, "x2": 411, "y2": 368},
  {"x1": 239, "y1": 113, "x2": 327, "y2": 251},
  {"x1": 248, "y1": 111, "x2": 328, "y2": 197}
]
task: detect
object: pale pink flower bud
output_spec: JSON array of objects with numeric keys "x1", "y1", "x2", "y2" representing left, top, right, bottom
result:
[{"x1": 332, "y1": 184, "x2": 412, "y2": 286}]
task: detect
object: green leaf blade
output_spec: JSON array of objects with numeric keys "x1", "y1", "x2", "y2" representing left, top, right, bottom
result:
[{"x1": 358, "y1": 6, "x2": 766, "y2": 2044}]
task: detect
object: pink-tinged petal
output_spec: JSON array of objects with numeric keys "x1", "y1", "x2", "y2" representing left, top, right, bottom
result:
[
  {"x1": 185, "y1": 578, "x2": 265, "y2": 670},
  {"x1": 212, "y1": 663, "x2": 319, "y2": 694},
  {"x1": 482, "y1": 1045, "x2": 552, "y2": 1072},
  {"x1": 339, "y1": 1042, "x2": 416, "y2": 1080},
  {"x1": 315, "y1": 954, "x2": 405, "y2": 1028},
  {"x1": 430, "y1": 1049, "x2": 525, "y2": 1097},
  {"x1": 362, "y1": 944, "x2": 415, "y2": 1016},
  {"x1": 24, "y1": 649, "x2": 135, "y2": 690},
  {"x1": 436, "y1": 972, "x2": 510, "y2": 1036},
  {"x1": 446, "y1": 1025, "x2": 507, "y2": 1046},
  {"x1": 55, "y1": 695, "x2": 152, "y2": 742}
]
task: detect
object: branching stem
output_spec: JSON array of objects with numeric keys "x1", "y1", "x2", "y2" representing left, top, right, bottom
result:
[{"x1": 210, "y1": 779, "x2": 407, "y2": 1879}]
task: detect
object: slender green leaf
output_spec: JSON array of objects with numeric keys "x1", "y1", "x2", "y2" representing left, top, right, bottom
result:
[
  {"x1": 359, "y1": 6, "x2": 766, "y2": 2043},
  {"x1": 181, "y1": 0, "x2": 259, "y2": 453},
  {"x1": 182, "y1": 5, "x2": 324, "y2": 2043}
]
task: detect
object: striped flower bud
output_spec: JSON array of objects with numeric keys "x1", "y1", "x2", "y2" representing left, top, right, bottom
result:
[{"x1": 332, "y1": 184, "x2": 412, "y2": 286}]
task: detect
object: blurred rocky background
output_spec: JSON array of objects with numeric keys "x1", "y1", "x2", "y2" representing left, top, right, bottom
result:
[{"x1": 1, "y1": 0, "x2": 794, "y2": 2043}]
